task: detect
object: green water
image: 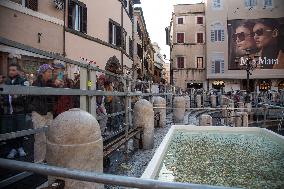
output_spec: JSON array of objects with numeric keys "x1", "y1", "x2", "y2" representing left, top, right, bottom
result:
[{"x1": 155, "y1": 130, "x2": 284, "y2": 189}]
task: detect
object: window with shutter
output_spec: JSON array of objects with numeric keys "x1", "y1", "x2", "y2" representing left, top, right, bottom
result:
[
  {"x1": 197, "y1": 17, "x2": 203, "y2": 24},
  {"x1": 116, "y1": 26, "x2": 122, "y2": 47},
  {"x1": 25, "y1": 0, "x2": 38, "y2": 11},
  {"x1": 129, "y1": 37, "x2": 133, "y2": 57},
  {"x1": 68, "y1": 0, "x2": 73, "y2": 28},
  {"x1": 109, "y1": 22, "x2": 113, "y2": 44},
  {"x1": 245, "y1": 0, "x2": 257, "y2": 7},
  {"x1": 211, "y1": 61, "x2": 215, "y2": 74},
  {"x1": 197, "y1": 33, "x2": 204, "y2": 43},
  {"x1": 221, "y1": 30, "x2": 225, "y2": 41},
  {"x1": 197, "y1": 57, "x2": 204, "y2": 69},
  {"x1": 215, "y1": 60, "x2": 221, "y2": 73},
  {"x1": 212, "y1": 0, "x2": 221, "y2": 9},
  {"x1": 221, "y1": 60, "x2": 225, "y2": 73},
  {"x1": 212, "y1": 29, "x2": 224, "y2": 42},
  {"x1": 177, "y1": 57, "x2": 185, "y2": 68},
  {"x1": 82, "y1": 6, "x2": 87, "y2": 33},
  {"x1": 177, "y1": 33, "x2": 184, "y2": 43},
  {"x1": 177, "y1": 17, "x2": 183, "y2": 24},
  {"x1": 211, "y1": 30, "x2": 215, "y2": 42},
  {"x1": 68, "y1": 1, "x2": 87, "y2": 33},
  {"x1": 264, "y1": 0, "x2": 272, "y2": 6}
]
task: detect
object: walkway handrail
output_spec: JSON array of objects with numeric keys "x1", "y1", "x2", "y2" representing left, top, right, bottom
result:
[
  {"x1": 0, "y1": 85, "x2": 172, "y2": 97},
  {"x1": 0, "y1": 158, "x2": 236, "y2": 189}
]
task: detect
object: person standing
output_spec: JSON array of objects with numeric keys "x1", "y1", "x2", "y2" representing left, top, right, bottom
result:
[
  {"x1": 30, "y1": 64, "x2": 54, "y2": 115},
  {"x1": 1, "y1": 63, "x2": 28, "y2": 159},
  {"x1": 52, "y1": 63, "x2": 74, "y2": 117}
]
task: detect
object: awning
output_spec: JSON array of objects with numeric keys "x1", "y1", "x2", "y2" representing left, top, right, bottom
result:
[{"x1": 0, "y1": 45, "x2": 52, "y2": 59}]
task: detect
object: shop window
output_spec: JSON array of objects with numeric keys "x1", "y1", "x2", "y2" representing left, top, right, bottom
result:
[
  {"x1": 68, "y1": 0, "x2": 87, "y2": 33},
  {"x1": 259, "y1": 80, "x2": 271, "y2": 91},
  {"x1": 177, "y1": 57, "x2": 185, "y2": 69},
  {"x1": 212, "y1": 80, "x2": 225, "y2": 89},
  {"x1": 177, "y1": 33, "x2": 185, "y2": 43}
]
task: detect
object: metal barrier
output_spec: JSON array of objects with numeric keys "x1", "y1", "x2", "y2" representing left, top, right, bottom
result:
[
  {"x1": 0, "y1": 158, "x2": 235, "y2": 189},
  {"x1": 0, "y1": 36, "x2": 175, "y2": 188}
]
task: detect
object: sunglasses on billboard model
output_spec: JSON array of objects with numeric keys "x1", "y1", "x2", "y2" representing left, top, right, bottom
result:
[
  {"x1": 252, "y1": 29, "x2": 272, "y2": 37},
  {"x1": 232, "y1": 32, "x2": 253, "y2": 42}
]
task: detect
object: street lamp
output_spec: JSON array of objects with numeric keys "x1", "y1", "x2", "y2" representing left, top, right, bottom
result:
[{"x1": 235, "y1": 48, "x2": 259, "y2": 103}]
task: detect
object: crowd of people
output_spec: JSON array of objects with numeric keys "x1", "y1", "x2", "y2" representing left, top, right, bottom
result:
[
  {"x1": 0, "y1": 62, "x2": 83, "y2": 159},
  {"x1": 0, "y1": 62, "x2": 135, "y2": 159}
]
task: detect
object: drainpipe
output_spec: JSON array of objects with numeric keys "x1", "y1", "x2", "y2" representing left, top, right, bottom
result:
[
  {"x1": 63, "y1": 0, "x2": 66, "y2": 56},
  {"x1": 131, "y1": 1, "x2": 135, "y2": 79},
  {"x1": 121, "y1": 3, "x2": 124, "y2": 75}
]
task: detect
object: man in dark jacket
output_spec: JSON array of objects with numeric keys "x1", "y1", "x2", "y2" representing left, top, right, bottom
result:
[{"x1": 1, "y1": 63, "x2": 28, "y2": 159}]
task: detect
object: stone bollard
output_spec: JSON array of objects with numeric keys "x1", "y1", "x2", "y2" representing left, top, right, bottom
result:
[
  {"x1": 32, "y1": 112, "x2": 53, "y2": 163},
  {"x1": 210, "y1": 95, "x2": 217, "y2": 108},
  {"x1": 196, "y1": 95, "x2": 202, "y2": 108},
  {"x1": 46, "y1": 109, "x2": 103, "y2": 189},
  {"x1": 219, "y1": 95, "x2": 225, "y2": 106},
  {"x1": 235, "y1": 112, "x2": 242, "y2": 127},
  {"x1": 235, "y1": 112, "x2": 249, "y2": 127},
  {"x1": 221, "y1": 105, "x2": 228, "y2": 125},
  {"x1": 199, "y1": 114, "x2": 213, "y2": 126},
  {"x1": 237, "y1": 102, "x2": 245, "y2": 112},
  {"x1": 245, "y1": 102, "x2": 252, "y2": 113},
  {"x1": 242, "y1": 112, "x2": 249, "y2": 127},
  {"x1": 153, "y1": 97, "x2": 166, "y2": 128},
  {"x1": 184, "y1": 96, "x2": 191, "y2": 112},
  {"x1": 173, "y1": 97, "x2": 186, "y2": 124},
  {"x1": 228, "y1": 102, "x2": 235, "y2": 126},
  {"x1": 133, "y1": 99, "x2": 154, "y2": 150}
]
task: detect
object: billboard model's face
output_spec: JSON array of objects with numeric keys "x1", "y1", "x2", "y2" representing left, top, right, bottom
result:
[
  {"x1": 234, "y1": 26, "x2": 255, "y2": 51},
  {"x1": 253, "y1": 23, "x2": 276, "y2": 49},
  {"x1": 228, "y1": 18, "x2": 284, "y2": 70}
]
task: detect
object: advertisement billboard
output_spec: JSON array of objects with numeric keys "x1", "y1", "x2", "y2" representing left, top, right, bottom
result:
[{"x1": 228, "y1": 18, "x2": 284, "y2": 70}]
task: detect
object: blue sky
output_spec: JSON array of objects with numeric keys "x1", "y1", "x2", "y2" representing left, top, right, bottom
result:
[{"x1": 138, "y1": 0, "x2": 203, "y2": 62}]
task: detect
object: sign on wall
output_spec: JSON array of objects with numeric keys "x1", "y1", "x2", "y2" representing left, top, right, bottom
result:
[{"x1": 228, "y1": 17, "x2": 284, "y2": 70}]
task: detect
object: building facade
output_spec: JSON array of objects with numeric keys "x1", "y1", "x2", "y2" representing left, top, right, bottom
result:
[
  {"x1": 152, "y1": 42, "x2": 165, "y2": 83},
  {"x1": 163, "y1": 62, "x2": 171, "y2": 84},
  {"x1": 0, "y1": 0, "x2": 64, "y2": 79},
  {"x1": 0, "y1": 0, "x2": 139, "y2": 79},
  {"x1": 170, "y1": 3, "x2": 207, "y2": 91},
  {"x1": 133, "y1": 7, "x2": 155, "y2": 81},
  {"x1": 205, "y1": 0, "x2": 284, "y2": 92}
]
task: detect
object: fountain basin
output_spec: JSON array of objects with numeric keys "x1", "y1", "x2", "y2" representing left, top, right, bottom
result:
[{"x1": 142, "y1": 126, "x2": 284, "y2": 188}]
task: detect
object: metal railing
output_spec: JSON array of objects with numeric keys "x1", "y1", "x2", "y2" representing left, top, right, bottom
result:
[
  {"x1": 0, "y1": 36, "x2": 175, "y2": 188},
  {"x1": 0, "y1": 158, "x2": 236, "y2": 189}
]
